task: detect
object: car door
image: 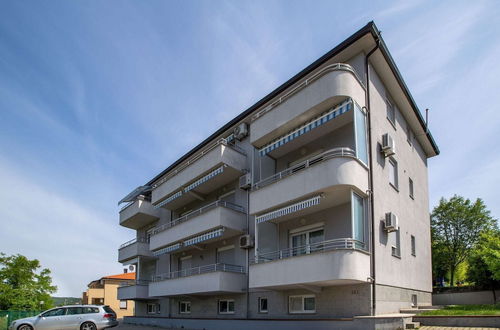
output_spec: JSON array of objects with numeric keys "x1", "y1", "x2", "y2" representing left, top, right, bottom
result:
[
  {"x1": 34, "y1": 308, "x2": 66, "y2": 330},
  {"x1": 64, "y1": 307, "x2": 84, "y2": 329}
]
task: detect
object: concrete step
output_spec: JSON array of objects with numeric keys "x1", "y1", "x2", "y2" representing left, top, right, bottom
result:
[
  {"x1": 417, "y1": 305, "x2": 443, "y2": 310},
  {"x1": 405, "y1": 321, "x2": 420, "y2": 329}
]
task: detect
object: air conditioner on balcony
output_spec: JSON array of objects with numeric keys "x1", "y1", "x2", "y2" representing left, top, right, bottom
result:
[
  {"x1": 239, "y1": 235, "x2": 254, "y2": 249},
  {"x1": 385, "y1": 212, "x2": 399, "y2": 232},
  {"x1": 381, "y1": 133, "x2": 396, "y2": 157},
  {"x1": 239, "y1": 173, "x2": 252, "y2": 190},
  {"x1": 234, "y1": 123, "x2": 249, "y2": 140}
]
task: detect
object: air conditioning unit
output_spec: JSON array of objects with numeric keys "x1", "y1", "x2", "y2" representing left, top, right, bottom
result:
[
  {"x1": 233, "y1": 123, "x2": 249, "y2": 140},
  {"x1": 381, "y1": 133, "x2": 395, "y2": 157},
  {"x1": 385, "y1": 212, "x2": 399, "y2": 232},
  {"x1": 239, "y1": 173, "x2": 252, "y2": 190},
  {"x1": 239, "y1": 235, "x2": 254, "y2": 249}
]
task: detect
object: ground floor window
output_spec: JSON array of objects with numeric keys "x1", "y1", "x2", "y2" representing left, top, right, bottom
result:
[
  {"x1": 119, "y1": 300, "x2": 127, "y2": 309},
  {"x1": 179, "y1": 301, "x2": 191, "y2": 314},
  {"x1": 147, "y1": 303, "x2": 156, "y2": 314},
  {"x1": 258, "y1": 297, "x2": 268, "y2": 313},
  {"x1": 289, "y1": 295, "x2": 315, "y2": 314},
  {"x1": 218, "y1": 299, "x2": 235, "y2": 314}
]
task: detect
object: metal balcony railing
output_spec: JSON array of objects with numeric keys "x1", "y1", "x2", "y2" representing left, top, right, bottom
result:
[
  {"x1": 152, "y1": 263, "x2": 245, "y2": 282},
  {"x1": 148, "y1": 200, "x2": 245, "y2": 236},
  {"x1": 253, "y1": 147, "x2": 356, "y2": 190},
  {"x1": 119, "y1": 237, "x2": 149, "y2": 250},
  {"x1": 251, "y1": 238, "x2": 365, "y2": 264},
  {"x1": 119, "y1": 279, "x2": 150, "y2": 287}
]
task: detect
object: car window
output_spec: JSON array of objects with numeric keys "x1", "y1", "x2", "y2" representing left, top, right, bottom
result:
[
  {"x1": 103, "y1": 306, "x2": 116, "y2": 314},
  {"x1": 82, "y1": 307, "x2": 99, "y2": 314},
  {"x1": 67, "y1": 307, "x2": 83, "y2": 315},
  {"x1": 42, "y1": 308, "x2": 66, "y2": 317}
]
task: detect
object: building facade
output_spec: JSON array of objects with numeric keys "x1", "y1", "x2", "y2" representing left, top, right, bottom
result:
[
  {"x1": 82, "y1": 273, "x2": 136, "y2": 319},
  {"x1": 116, "y1": 22, "x2": 439, "y2": 324}
]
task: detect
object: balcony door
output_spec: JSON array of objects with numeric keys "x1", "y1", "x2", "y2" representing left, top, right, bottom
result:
[
  {"x1": 178, "y1": 255, "x2": 192, "y2": 277},
  {"x1": 289, "y1": 225, "x2": 324, "y2": 256}
]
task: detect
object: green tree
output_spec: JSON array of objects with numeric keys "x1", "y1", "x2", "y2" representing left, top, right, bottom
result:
[
  {"x1": 0, "y1": 253, "x2": 57, "y2": 310},
  {"x1": 431, "y1": 195, "x2": 496, "y2": 286}
]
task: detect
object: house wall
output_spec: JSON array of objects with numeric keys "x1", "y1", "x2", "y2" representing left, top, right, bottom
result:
[{"x1": 103, "y1": 280, "x2": 135, "y2": 319}]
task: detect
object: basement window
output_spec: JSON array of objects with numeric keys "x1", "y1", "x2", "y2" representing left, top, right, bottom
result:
[
  {"x1": 289, "y1": 295, "x2": 315, "y2": 314},
  {"x1": 218, "y1": 299, "x2": 235, "y2": 314}
]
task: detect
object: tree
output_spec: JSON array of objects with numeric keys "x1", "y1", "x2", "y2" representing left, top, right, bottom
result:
[
  {"x1": 0, "y1": 253, "x2": 57, "y2": 310},
  {"x1": 467, "y1": 230, "x2": 500, "y2": 303},
  {"x1": 431, "y1": 195, "x2": 496, "y2": 286}
]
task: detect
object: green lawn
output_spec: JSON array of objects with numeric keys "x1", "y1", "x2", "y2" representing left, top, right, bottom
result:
[
  {"x1": 419, "y1": 304, "x2": 500, "y2": 316},
  {"x1": 0, "y1": 316, "x2": 7, "y2": 330}
]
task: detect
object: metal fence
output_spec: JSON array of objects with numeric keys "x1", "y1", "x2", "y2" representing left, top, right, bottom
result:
[
  {"x1": 153, "y1": 263, "x2": 245, "y2": 282},
  {"x1": 0, "y1": 311, "x2": 41, "y2": 330}
]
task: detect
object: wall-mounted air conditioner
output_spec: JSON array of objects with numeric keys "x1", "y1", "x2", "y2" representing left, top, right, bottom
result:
[
  {"x1": 382, "y1": 133, "x2": 396, "y2": 157},
  {"x1": 384, "y1": 212, "x2": 399, "y2": 232},
  {"x1": 239, "y1": 235, "x2": 254, "y2": 249}
]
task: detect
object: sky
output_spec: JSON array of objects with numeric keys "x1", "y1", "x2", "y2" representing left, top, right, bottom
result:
[{"x1": 0, "y1": 0, "x2": 499, "y2": 297}]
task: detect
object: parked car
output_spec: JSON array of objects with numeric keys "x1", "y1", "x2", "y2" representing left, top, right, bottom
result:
[{"x1": 8, "y1": 305, "x2": 118, "y2": 330}]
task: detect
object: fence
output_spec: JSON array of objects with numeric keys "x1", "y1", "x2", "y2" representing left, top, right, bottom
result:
[{"x1": 0, "y1": 311, "x2": 41, "y2": 330}]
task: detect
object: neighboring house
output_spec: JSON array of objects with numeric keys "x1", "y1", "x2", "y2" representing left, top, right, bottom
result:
[
  {"x1": 82, "y1": 273, "x2": 135, "y2": 319},
  {"x1": 116, "y1": 21, "x2": 439, "y2": 326}
]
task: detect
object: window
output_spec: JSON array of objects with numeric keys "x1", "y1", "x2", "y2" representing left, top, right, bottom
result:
[
  {"x1": 147, "y1": 303, "x2": 156, "y2": 314},
  {"x1": 157, "y1": 304, "x2": 161, "y2": 314},
  {"x1": 409, "y1": 178, "x2": 414, "y2": 199},
  {"x1": 42, "y1": 308, "x2": 66, "y2": 317},
  {"x1": 386, "y1": 98, "x2": 396, "y2": 126},
  {"x1": 179, "y1": 301, "x2": 191, "y2": 314},
  {"x1": 406, "y1": 123, "x2": 413, "y2": 145},
  {"x1": 82, "y1": 307, "x2": 99, "y2": 314},
  {"x1": 119, "y1": 300, "x2": 127, "y2": 309},
  {"x1": 289, "y1": 224, "x2": 324, "y2": 256},
  {"x1": 411, "y1": 235, "x2": 416, "y2": 256},
  {"x1": 289, "y1": 295, "x2": 315, "y2": 314},
  {"x1": 258, "y1": 297, "x2": 268, "y2": 313},
  {"x1": 354, "y1": 104, "x2": 368, "y2": 164},
  {"x1": 352, "y1": 192, "x2": 365, "y2": 245},
  {"x1": 391, "y1": 229, "x2": 401, "y2": 258},
  {"x1": 411, "y1": 294, "x2": 418, "y2": 307},
  {"x1": 67, "y1": 307, "x2": 83, "y2": 315},
  {"x1": 218, "y1": 299, "x2": 235, "y2": 314},
  {"x1": 388, "y1": 158, "x2": 398, "y2": 189}
]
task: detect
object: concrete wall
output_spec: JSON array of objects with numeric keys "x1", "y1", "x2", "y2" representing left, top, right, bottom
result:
[
  {"x1": 118, "y1": 241, "x2": 152, "y2": 263},
  {"x1": 375, "y1": 284, "x2": 431, "y2": 314},
  {"x1": 432, "y1": 290, "x2": 500, "y2": 305}
]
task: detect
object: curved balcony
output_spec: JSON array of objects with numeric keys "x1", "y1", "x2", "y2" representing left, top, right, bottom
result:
[
  {"x1": 249, "y1": 148, "x2": 369, "y2": 215},
  {"x1": 151, "y1": 141, "x2": 247, "y2": 210},
  {"x1": 149, "y1": 201, "x2": 246, "y2": 252},
  {"x1": 119, "y1": 198, "x2": 160, "y2": 229},
  {"x1": 249, "y1": 238, "x2": 370, "y2": 289},
  {"x1": 118, "y1": 238, "x2": 153, "y2": 263},
  {"x1": 149, "y1": 263, "x2": 246, "y2": 296},
  {"x1": 250, "y1": 63, "x2": 366, "y2": 147}
]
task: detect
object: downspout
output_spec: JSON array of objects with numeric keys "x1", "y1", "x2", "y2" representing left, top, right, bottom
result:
[{"x1": 365, "y1": 38, "x2": 380, "y2": 316}]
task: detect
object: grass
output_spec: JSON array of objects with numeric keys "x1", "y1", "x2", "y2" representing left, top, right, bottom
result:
[
  {"x1": 0, "y1": 316, "x2": 7, "y2": 330},
  {"x1": 419, "y1": 304, "x2": 500, "y2": 316}
]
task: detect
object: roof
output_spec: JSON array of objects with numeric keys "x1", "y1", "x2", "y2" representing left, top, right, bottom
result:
[
  {"x1": 143, "y1": 21, "x2": 439, "y2": 188},
  {"x1": 102, "y1": 272, "x2": 136, "y2": 280}
]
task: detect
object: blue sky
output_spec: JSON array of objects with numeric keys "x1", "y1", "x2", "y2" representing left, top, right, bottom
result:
[{"x1": 0, "y1": 0, "x2": 499, "y2": 297}]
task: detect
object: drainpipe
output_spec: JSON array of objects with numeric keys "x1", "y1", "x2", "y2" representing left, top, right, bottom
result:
[{"x1": 365, "y1": 38, "x2": 380, "y2": 316}]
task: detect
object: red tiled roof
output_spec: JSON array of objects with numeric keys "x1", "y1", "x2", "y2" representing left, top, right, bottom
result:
[{"x1": 102, "y1": 272, "x2": 136, "y2": 280}]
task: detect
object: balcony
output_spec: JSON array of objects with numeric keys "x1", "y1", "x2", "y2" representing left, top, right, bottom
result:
[
  {"x1": 151, "y1": 140, "x2": 247, "y2": 210},
  {"x1": 250, "y1": 148, "x2": 369, "y2": 215},
  {"x1": 117, "y1": 280, "x2": 150, "y2": 300},
  {"x1": 149, "y1": 263, "x2": 246, "y2": 296},
  {"x1": 149, "y1": 201, "x2": 246, "y2": 252},
  {"x1": 119, "y1": 198, "x2": 160, "y2": 229},
  {"x1": 118, "y1": 238, "x2": 154, "y2": 263},
  {"x1": 249, "y1": 238, "x2": 370, "y2": 289},
  {"x1": 250, "y1": 63, "x2": 366, "y2": 148}
]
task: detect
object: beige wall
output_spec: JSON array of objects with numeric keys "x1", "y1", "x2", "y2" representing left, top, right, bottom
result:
[{"x1": 84, "y1": 280, "x2": 135, "y2": 319}]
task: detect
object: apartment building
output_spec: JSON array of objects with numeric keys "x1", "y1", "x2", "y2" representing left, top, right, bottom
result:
[{"x1": 116, "y1": 22, "x2": 439, "y2": 328}]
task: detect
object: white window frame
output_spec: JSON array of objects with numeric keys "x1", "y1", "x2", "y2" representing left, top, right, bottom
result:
[
  {"x1": 258, "y1": 297, "x2": 268, "y2": 313},
  {"x1": 179, "y1": 301, "x2": 191, "y2": 314},
  {"x1": 391, "y1": 228, "x2": 401, "y2": 258},
  {"x1": 386, "y1": 97, "x2": 396, "y2": 127},
  {"x1": 288, "y1": 295, "x2": 316, "y2": 314},
  {"x1": 406, "y1": 123, "x2": 413, "y2": 145},
  {"x1": 289, "y1": 223, "x2": 324, "y2": 255},
  {"x1": 388, "y1": 157, "x2": 399, "y2": 190},
  {"x1": 147, "y1": 303, "x2": 156, "y2": 314},
  {"x1": 218, "y1": 299, "x2": 235, "y2": 314},
  {"x1": 119, "y1": 300, "x2": 127, "y2": 310}
]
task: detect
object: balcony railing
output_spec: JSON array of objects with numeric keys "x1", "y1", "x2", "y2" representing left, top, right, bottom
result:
[
  {"x1": 253, "y1": 147, "x2": 356, "y2": 190},
  {"x1": 119, "y1": 279, "x2": 150, "y2": 287},
  {"x1": 152, "y1": 263, "x2": 245, "y2": 282},
  {"x1": 148, "y1": 200, "x2": 245, "y2": 236},
  {"x1": 251, "y1": 238, "x2": 365, "y2": 264},
  {"x1": 119, "y1": 237, "x2": 149, "y2": 250}
]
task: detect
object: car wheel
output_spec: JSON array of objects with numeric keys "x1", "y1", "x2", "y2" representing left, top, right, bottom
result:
[
  {"x1": 81, "y1": 322, "x2": 97, "y2": 330},
  {"x1": 17, "y1": 325, "x2": 33, "y2": 330}
]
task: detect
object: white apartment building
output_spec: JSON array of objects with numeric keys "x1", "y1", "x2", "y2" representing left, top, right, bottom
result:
[{"x1": 116, "y1": 22, "x2": 439, "y2": 329}]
